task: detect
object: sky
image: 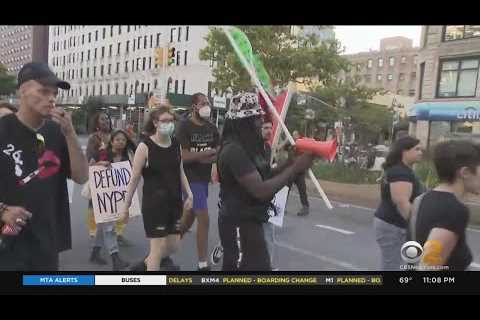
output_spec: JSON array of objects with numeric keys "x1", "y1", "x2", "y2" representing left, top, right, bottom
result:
[{"x1": 334, "y1": 26, "x2": 422, "y2": 54}]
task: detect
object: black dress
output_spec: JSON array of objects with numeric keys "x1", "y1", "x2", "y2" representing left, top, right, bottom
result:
[{"x1": 141, "y1": 137, "x2": 183, "y2": 238}]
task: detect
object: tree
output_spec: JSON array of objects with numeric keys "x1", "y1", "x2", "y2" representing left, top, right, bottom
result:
[
  {"x1": 0, "y1": 64, "x2": 16, "y2": 96},
  {"x1": 199, "y1": 26, "x2": 350, "y2": 94}
]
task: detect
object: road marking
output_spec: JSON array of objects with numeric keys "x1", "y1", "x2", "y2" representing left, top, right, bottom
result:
[
  {"x1": 470, "y1": 262, "x2": 480, "y2": 269},
  {"x1": 315, "y1": 224, "x2": 355, "y2": 235},
  {"x1": 275, "y1": 240, "x2": 360, "y2": 270},
  {"x1": 332, "y1": 201, "x2": 375, "y2": 212},
  {"x1": 467, "y1": 228, "x2": 480, "y2": 234}
]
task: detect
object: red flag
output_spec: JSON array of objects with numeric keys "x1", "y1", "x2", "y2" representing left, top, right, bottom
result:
[{"x1": 259, "y1": 91, "x2": 289, "y2": 146}]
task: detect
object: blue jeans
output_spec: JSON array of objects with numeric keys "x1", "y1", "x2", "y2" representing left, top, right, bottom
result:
[
  {"x1": 92, "y1": 222, "x2": 119, "y2": 255},
  {"x1": 374, "y1": 217, "x2": 407, "y2": 271}
]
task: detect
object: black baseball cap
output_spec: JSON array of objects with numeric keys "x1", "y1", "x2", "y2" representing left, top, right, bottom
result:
[{"x1": 17, "y1": 62, "x2": 70, "y2": 90}]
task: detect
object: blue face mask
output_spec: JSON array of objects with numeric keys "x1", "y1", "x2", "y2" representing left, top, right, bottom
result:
[{"x1": 157, "y1": 122, "x2": 175, "y2": 136}]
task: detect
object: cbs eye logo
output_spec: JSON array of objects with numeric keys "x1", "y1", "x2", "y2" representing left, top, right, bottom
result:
[{"x1": 401, "y1": 241, "x2": 424, "y2": 263}]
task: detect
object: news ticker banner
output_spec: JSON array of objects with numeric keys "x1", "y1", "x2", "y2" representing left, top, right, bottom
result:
[{"x1": 23, "y1": 275, "x2": 383, "y2": 286}]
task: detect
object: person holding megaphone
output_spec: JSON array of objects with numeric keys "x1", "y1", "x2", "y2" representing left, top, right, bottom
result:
[{"x1": 217, "y1": 92, "x2": 318, "y2": 271}]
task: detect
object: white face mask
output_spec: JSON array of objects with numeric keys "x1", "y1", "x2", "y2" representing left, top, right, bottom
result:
[
  {"x1": 198, "y1": 106, "x2": 211, "y2": 120},
  {"x1": 157, "y1": 122, "x2": 175, "y2": 136}
]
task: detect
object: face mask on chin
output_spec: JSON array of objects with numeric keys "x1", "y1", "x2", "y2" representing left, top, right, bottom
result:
[
  {"x1": 157, "y1": 122, "x2": 175, "y2": 136},
  {"x1": 198, "y1": 106, "x2": 211, "y2": 120}
]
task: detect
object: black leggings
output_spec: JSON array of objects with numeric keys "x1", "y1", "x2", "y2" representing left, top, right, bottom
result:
[
  {"x1": 288, "y1": 172, "x2": 309, "y2": 207},
  {"x1": 218, "y1": 215, "x2": 271, "y2": 271}
]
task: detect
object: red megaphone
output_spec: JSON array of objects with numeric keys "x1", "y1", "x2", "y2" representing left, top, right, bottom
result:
[{"x1": 295, "y1": 138, "x2": 337, "y2": 162}]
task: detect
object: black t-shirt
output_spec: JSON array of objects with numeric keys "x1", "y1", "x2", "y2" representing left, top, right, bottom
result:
[
  {"x1": 0, "y1": 114, "x2": 71, "y2": 254},
  {"x1": 413, "y1": 191, "x2": 472, "y2": 271},
  {"x1": 375, "y1": 163, "x2": 424, "y2": 228},
  {"x1": 218, "y1": 141, "x2": 273, "y2": 223},
  {"x1": 176, "y1": 117, "x2": 219, "y2": 183}
]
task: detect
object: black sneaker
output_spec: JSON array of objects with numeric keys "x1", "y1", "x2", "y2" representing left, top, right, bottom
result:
[
  {"x1": 89, "y1": 246, "x2": 108, "y2": 265},
  {"x1": 297, "y1": 206, "x2": 310, "y2": 217},
  {"x1": 111, "y1": 253, "x2": 130, "y2": 271},
  {"x1": 129, "y1": 259, "x2": 147, "y2": 271},
  {"x1": 198, "y1": 266, "x2": 211, "y2": 272},
  {"x1": 160, "y1": 256, "x2": 180, "y2": 271},
  {"x1": 117, "y1": 235, "x2": 132, "y2": 247},
  {"x1": 210, "y1": 245, "x2": 223, "y2": 265}
]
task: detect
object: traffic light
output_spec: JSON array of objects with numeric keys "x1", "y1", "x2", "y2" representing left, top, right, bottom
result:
[
  {"x1": 168, "y1": 47, "x2": 176, "y2": 66},
  {"x1": 154, "y1": 48, "x2": 164, "y2": 66}
]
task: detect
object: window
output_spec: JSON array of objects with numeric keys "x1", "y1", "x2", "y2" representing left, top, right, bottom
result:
[
  {"x1": 376, "y1": 74, "x2": 382, "y2": 81},
  {"x1": 444, "y1": 25, "x2": 480, "y2": 41},
  {"x1": 86, "y1": 67, "x2": 89, "y2": 78},
  {"x1": 101, "y1": 47, "x2": 105, "y2": 58},
  {"x1": 103, "y1": 28, "x2": 106, "y2": 39},
  {"x1": 176, "y1": 51, "x2": 180, "y2": 66},
  {"x1": 88, "y1": 32, "x2": 91, "y2": 43},
  {"x1": 186, "y1": 26, "x2": 189, "y2": 41},
  {"x1": 92, "y1": 85, "x2": 95, "y2": 96},
  {"x1": 399, "y1": 73, "x2": 405, "y2": 81},
  {"x1": 133, "y1": 39, "x2": 136, "y2": 52},
  {"x1": 101, "y1": 65, "x2": 104, "y2": 76},
  {"x1": 389, "y1": 57, "x2": 395, "y2": 67},
  {"x1": 116, "y1": 62, "x2": 119, "y2": 74},
  {"x1": 109, "y1": 44, "x2": 112, "y2": 57},
  {"x1": 93, "y1": 66, "x2": 96, "y2": 77},
  {"x1": 387, "y1": 74, "x2": 393, "y2": 81},
  {"x1": 147, "y1": 83, "x2": 150, "y2": 93},
  {"x1": 184, "y1": 50, "x2": 188, "y2": 65},
  {"x1": 118, "y1": 25, "x2": 121, "y2": 35},
  {"x1": 127, "y1": 26, "x2": 130, "y2": 33},
  {"x1": 141, "y1": 83, "x2": 144, "y2": 93},
  {"x1": 87, "y1": 50, "x2": 90, "y2": 60},
  {"x1": 419, "y1": 62, "x2": 425, "y2": 100},
  {"x1": 94, "y1": 48, "x2": 97, "y2": 59},
  {"x1": 182, "y1": 80, "x2": 186, "y2": 94},
  {"x1": 154, "y1": 79, "x2": 158, "y2": 89},
  {"x1": 117, "y1": 43, "x2": 121, "y2": 55},
  {"x1": 401, "y1": 56, "x2": 406, "y2": 64},
  {"x1": 99, "y1": 85, "x2": 102, "y2": 96},
  {"x1": 81, "y1": 51, "x2": 84, "y2": 62},
  {"x1": 170, "y1": 28, "x2": 176, "y2": 42},
  {"x1": 136, "y1": 58, "x2": 140, "y2": 71},
  {"x1": 137, "y1": 36, "x2": 141, "y2": 49},
  {"x1": 86, "y1": 86, "x2": 89, "y2": 96},
  {"x1": 367, "y1": 59, "x2": 373, "y2": 68},
  {"x1": 110, "y1": 25, "x2": 113, "y2": 37},
  {"x1": 149, "y1": 57, "x2": 152, "y2": 69},
  {"x1": 108, "y1": 64, "x2": 111, "y2": 75},
  {"x1": 124, "y1": 82, "x2": 127, "y2": 95},
  {"x1": 95, "y1": 30, "x2": 98, "y2": 41},
  {"x1": 142, "y1": 57, "x2": 146, "y2": 70},
  {"x1": 150, "y1": 35, "x2": 153, "y2": 48},
  {"x1": 409, "y1": 89, "x2": 415, "y2": 97},
  {"x1": 131, "y1": 59, "x2": 134, "y2": 72},
  {"x1": 178, "y1": 27, "x2": 182, "y2": 42},
  {"x1": 174, "y1": 80, "x2": 178, "y2": 93},
  {"x1": 125, "y1": 61, "x2": 128, "y2": 72},
  {"x1": 156, "y1": 33, "x2": 161, "y2": 47},
  {"x1": 378, "y1": 58, "x2": 384, "y2": 67},
  {"x1": 126, "y1": 40, "x2": 130, "y2": 53},
  {"x1": 438, "y1": 58, "x2": 479, "y2": 98},
  {"x1": 80, "y1": 68, "x2": 83, "y2": 79},
  {"x1": 144, "y1": 36, "x2": 147, "y2": 49}
]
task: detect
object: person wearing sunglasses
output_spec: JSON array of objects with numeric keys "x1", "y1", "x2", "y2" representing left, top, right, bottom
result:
[{"x1": 0, "y1": 62, "x2": 88, "y2": 271}]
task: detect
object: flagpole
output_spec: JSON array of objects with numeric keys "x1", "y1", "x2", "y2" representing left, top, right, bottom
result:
[{"x1": 222, "y1": 26, "x2": 333, "y2": 210}]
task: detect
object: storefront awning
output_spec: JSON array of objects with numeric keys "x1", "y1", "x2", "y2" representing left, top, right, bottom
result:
[{"x1": 409, "y1": 101, "x2": 480, "y2": 121}]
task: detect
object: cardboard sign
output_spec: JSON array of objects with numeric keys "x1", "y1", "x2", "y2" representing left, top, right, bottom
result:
[
  {"x1": 268, "y1": 186, "x2": 289, "y2": 228},
  {"x1": 89, "y1": 161, "x2": 141, "y2": 224}
]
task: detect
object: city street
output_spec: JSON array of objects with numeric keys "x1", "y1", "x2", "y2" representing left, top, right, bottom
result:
[{"x1": 60, "y1": 137, "x2": 480, "y2": 271}]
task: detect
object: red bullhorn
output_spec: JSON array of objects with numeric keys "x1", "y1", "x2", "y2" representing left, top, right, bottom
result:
[{"x1": 295, "y1": 138, "x2": 337, "y2": 162}]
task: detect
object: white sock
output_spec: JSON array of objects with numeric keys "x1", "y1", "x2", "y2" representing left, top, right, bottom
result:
[{"x1": 198, "y1": 261, "x2": 208, "y2": 269}]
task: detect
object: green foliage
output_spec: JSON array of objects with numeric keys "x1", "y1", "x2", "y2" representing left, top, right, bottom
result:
[
  {"x1": 0, "y1": 64, "x2": 16, "y2": 96},
  {"x1": 312, "y1": 161, "x2": 381, "y2": 184},
  {"x1": 414, "y1": 160, "x2": 440, "y2": 190},
  {"x1": 199, "y1": 26, "x2": 349, "y2": 94}
]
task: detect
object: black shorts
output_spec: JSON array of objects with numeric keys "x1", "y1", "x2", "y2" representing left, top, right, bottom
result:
[
  {"x1": 142, "y1": 206, "x2": 182, "y2": 238},
  {"x1": 0, "y1": 234, "x2": 59, "y2": 271}
]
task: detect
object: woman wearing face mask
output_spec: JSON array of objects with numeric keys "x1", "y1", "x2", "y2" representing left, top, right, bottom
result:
[
  {"x1": 121, "y1": 107, "x2": 193, "y2": 271},
  {"x1": 89, "y1": 130, "x2": 135, "y2": 270},
  {"x1": 374, "y1": 136, "x2": 424, "y2": 270}
]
